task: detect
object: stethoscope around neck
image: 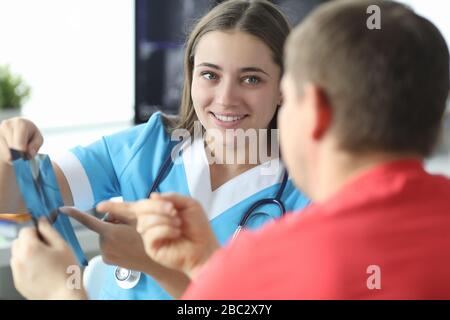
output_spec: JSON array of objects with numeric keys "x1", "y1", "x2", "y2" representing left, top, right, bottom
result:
[
  {"x1": 232, "y1": 169, "x2": 287, "y2": 239},
  {"x1": 115, "y1": 146, "x2": 288, "y2": 289}
]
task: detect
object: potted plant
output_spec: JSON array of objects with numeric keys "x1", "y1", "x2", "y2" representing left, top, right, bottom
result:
[{"x1": 0, "y1": 65, "x2": 31, "y2": 121}]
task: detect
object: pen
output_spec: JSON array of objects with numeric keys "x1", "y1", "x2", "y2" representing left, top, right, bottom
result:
[{"x1": 101, "y1": 212, "x2": 110, "y2": 222}]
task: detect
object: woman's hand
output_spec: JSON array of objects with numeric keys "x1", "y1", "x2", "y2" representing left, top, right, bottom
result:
[
  {"x1": 10, "y1": 218, "x2": 87, "y2": 300},
  {"x1": 102, "y1": 193, "x2": 220, "y2": 279},
  {"x1": 0, "y1": 117, "x2": 43, "y2": 162},
  {"x1": 61, "y1": 206, "x2": 155, "y2": 273},
  {"x1": 63, "y1": 205, "x2": 192, "y2": 298}
]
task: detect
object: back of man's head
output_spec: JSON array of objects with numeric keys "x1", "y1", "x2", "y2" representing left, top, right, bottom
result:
[{"x1": 285, "y1": 0, "x2": 449, "y2": 157}]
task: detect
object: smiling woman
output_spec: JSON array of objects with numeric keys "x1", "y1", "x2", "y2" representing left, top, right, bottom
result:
[{"x1": 2, "y1": 0, "x2": 310, "y2": 301}]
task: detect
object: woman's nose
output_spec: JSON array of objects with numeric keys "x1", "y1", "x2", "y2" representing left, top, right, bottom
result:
[{"x1": 215, "y1": 78, "x2": 240, "y2": 107}]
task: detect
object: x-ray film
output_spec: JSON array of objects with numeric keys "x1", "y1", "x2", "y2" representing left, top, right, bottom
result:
[{"x1": 11, "y1": 149, "x2": 88, "y2": 266}]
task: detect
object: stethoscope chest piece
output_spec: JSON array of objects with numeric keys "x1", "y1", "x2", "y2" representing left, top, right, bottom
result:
[{"x1": 115, "y1": 266, "x2": 141, "y2": 289}]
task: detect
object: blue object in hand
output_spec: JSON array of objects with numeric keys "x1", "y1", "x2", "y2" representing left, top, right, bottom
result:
[{"x1": 10, "y1": 149, "x2": 88, "y2": 266}]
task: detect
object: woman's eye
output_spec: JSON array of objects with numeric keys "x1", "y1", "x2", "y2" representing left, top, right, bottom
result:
[
  {"x1": 243, "y1": 76, "x2": 261, "y2": 85},
  {"x1": 201, "y1": 72, "x2": 218, "y2": 80}
]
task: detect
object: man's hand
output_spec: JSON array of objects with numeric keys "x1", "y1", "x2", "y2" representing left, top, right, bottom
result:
[
  {"x1": 101, "y1": 193, "x2": 220, "y2": 279},
  {"x1": 10, "y1": 218, "x2": 87, "y2": 300}
]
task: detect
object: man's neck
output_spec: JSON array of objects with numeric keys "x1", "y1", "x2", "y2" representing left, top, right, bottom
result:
[{"x1": 312, "y1": 148, "x2": 422, "y2": 203}]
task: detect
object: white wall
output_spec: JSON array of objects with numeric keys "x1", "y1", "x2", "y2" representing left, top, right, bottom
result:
[
  {"x1": 0, "y1": 0, "x2": 134, "y2": 129},
  {"x1": 399, "y1": 0, "x2": 450, "y2": 47}
]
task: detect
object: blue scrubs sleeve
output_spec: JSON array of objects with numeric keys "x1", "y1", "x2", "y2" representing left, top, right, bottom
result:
[
  {"x1": 71, "y1": 137, "x2": 121, "y2": 206},
  {"x1": 70, "y1": 112, "x2": 164, "y2": 206}
]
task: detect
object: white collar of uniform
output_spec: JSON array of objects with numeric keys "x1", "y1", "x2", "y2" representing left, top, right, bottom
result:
[{"x1": 182, "y1": 137, "x2": 285, "y2": 221}]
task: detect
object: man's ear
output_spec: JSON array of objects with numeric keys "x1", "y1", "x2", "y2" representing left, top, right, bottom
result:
[{"x1": 309, "y1": 85, "x2": 332, "y2": 140}]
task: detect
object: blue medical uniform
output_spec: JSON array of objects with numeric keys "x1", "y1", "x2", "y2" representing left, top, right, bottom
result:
[{"x1": 66, "y1": 112, "x2": 310, "y2": 300}]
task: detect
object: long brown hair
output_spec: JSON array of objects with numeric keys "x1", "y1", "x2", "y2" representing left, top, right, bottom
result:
[{"x1": 165, "y1": 0, "x2": 291, "y2": 135}]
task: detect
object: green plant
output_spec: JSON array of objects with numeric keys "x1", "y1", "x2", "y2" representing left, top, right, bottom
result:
[{"x1": 0, "y1": 65, "x2": 31, "y2": 111}]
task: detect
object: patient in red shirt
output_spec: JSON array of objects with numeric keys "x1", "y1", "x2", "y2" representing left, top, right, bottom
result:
[{"x1": 183, "y1": 160, "x2": 450, "y2": 299}]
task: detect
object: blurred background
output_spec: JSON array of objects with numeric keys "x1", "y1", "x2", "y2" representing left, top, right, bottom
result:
[{"x1": 0, "y1": 0, "x2": 449, "y2": 299}]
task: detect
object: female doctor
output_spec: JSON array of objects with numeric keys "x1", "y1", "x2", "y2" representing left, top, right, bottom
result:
[{"x1": 2, "y1": 0, "x2": 309, "y2": 300}]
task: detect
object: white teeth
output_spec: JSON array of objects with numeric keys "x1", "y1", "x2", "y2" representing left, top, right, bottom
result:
[{"x1": 213, "y1": 113, "x2": 245, "y2": 122}]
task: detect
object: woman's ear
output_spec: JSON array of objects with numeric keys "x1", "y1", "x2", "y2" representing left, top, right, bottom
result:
[{"x1": 278, "y1": 90, "x2": 283, "y2": 107}]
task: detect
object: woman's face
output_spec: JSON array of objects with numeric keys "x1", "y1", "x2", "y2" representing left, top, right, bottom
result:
[{"x1": 191, "y1": 30, "x2": 282, "y2": 144}]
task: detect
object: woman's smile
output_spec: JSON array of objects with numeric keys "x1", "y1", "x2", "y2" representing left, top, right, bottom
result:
[{"x1": 209, "y1": 111, "x2": 249, "y2": 129}]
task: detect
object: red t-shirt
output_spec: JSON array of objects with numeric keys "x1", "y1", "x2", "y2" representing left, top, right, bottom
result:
[{"x1": 182, "y1": 160, "x2": 450, "y2": 299}]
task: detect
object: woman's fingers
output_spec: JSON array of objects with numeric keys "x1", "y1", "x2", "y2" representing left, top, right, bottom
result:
[
  {"x1": 27, "y1": 130, "x2": 44, "y2": 158},
  {"x1": 96, "y1": 201, "x2": 137, "y2": 222},
  {"x1": 0, "y1": 118, "x2": 43, "y2": 160},
  {"x1": 98, "y1": 199, "x2": 177, "y2": 222},
  {"x1": 12, "y1": 120, "x2": 32, "y2": 153},
  {"x1": 0, "y1": 135, "x2": 11, "y2": 163},
  {"x1": 60, "y1": 207, "x2": 107, "y2": 234}
]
